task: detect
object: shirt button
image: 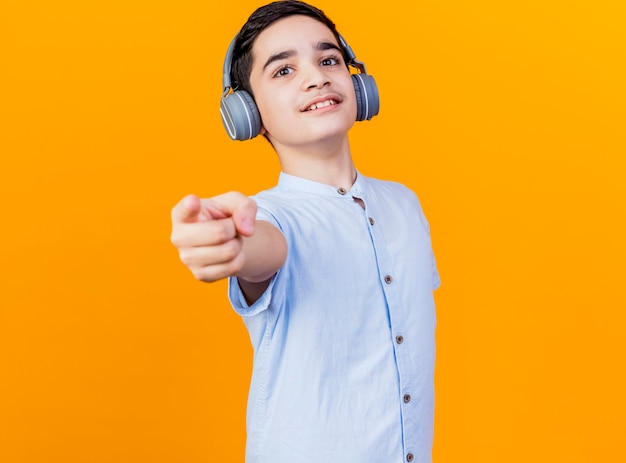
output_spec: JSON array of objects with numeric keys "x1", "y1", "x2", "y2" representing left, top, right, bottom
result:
[
  {"x1": 337, "y1": 187, "x2": 347, "y2": 195},
  {"x1": 403, "y1": 394, "x2": 411, "y2": 403},
  {"x1": 395, "y1": 335, "x2": 404, "y2": 344},
  {"x1": 369, "y1": 217, "x2": 375, "y2": 225},
  {"x1": 384, "y1": 275, "x2": 393, "y2": 284},
  {"x1": 407, "y1": 453, "x2": 414, "y2": 462}
]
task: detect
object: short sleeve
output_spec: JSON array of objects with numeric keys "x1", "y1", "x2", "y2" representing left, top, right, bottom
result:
[
  {"x1": 227, "y1": 272, "x2": 279, "y2": 317},
  {"x1": 410, "y1": 189, "x2": 441, "y2": 292}
]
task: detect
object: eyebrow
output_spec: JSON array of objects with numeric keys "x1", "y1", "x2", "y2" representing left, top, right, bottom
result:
[{"x1": 262, "y1": 41, "x2": 342, "y2": 71}]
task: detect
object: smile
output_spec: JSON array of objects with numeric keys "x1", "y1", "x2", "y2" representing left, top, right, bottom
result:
[{"x1": 304, "y1": 99, "x2": 339, "y2": 111}]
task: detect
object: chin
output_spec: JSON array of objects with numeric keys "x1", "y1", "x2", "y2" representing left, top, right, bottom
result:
[
  {"x1": 268, "y1": 113, "x2": 356, "y2": 146},
  {"x1": 310, "y1": 115, "x2": 356, "y2": 138},
  {"x1": 303, "y1": 126, "x2": 353, "y2": 145}
]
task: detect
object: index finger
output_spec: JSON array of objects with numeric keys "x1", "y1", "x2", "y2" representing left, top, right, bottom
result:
[{"x1": 171, "y1": 194, "x2": 201, "y2": 224}]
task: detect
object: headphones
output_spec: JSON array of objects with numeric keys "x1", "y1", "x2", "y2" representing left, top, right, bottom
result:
[{"x1": 220, "y1": 33, "x2": 380, "y2": 141}]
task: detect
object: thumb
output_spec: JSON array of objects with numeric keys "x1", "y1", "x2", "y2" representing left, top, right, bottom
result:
[
  {"x1": 206, "y1": 192, "x2": 258, "y2": 237},
  {"x1": 232, "y1": 199, "x2": 257, "y2": 237},
  {"x1": 171, "y1": 194, "x2": 202, "y2": 224}
]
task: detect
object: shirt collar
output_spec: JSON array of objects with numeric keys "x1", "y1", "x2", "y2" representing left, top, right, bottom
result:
[{"x1": 277, "y1": 171, "x2": 366, "y2": 198}]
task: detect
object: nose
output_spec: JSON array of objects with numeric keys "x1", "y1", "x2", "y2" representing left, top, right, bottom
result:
[{"x1": 301, "y1": 63, "x2": 330, "y2": 90}]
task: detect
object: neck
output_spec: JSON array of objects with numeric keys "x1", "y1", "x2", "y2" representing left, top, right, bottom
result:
[{"x1": 273, "y1": 136, "x2": 357, "y2": 189}]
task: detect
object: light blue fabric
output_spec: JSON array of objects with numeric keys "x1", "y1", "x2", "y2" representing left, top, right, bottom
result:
[{"x1": 228, "y1": 172, "x2": 440, "y2": 463}]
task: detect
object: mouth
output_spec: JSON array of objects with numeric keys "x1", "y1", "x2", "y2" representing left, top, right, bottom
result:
[{"x1": 302, "y1": 98, "x2": 341, "y2": 112}]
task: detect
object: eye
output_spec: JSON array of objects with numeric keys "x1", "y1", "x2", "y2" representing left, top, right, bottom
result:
[
  {"x1": 273, "y1": 66, "x2": 293, "y2": 78},
  {"x1": 321, "y1": 56, "x2": 340, "y2": 66}
]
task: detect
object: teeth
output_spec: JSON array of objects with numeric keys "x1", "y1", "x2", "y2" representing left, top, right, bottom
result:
[{"x1": 307, "y1": 100, "x2": 336, "y2": 111}]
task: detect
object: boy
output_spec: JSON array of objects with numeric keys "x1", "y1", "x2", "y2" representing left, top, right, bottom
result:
[{"x1": 170, "y1": 1, "x2": 440, "y2": 462}]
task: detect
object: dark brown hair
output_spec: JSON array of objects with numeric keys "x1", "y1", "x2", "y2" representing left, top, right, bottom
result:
[{"x1": 230, "y1": 0, "x2": 349, "y2": 95}]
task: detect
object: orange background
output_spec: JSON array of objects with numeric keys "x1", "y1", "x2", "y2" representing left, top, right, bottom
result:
[{"x1": 1, "y1": 1, "x2": 625, "y2": 462}]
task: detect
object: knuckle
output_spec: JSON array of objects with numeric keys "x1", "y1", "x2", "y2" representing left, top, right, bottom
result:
[
  {"x1": 221, "y1": 239, "x2": 242, "y2": 262},
  {"x1": 226, "y1": 190, "x2": 244, "y2": 200},
  {"x1": 178, "y1": 248, "x2": 193, "y2": 265},
  {"x1": 191, "y1": 266, "x2": 226, "y2": 283},
  {"x1": 170, "y1": 233, "x2": 182, "y2": 247},
  {"x1": 190, "y1": 267, "x2": 206, "y2": 281},
  {"x1": 229, "y1": 250, "x2": 246, "y2": 274},
  {"x1": 213, "y1": 222, "x2": 234, "y2": 243},
  {"x1": 191, "y1": 265, "x2": 217, "y2": 282}
]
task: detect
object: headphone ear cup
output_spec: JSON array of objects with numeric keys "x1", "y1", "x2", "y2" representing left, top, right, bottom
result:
[
  {"x1": 351, "y1": 73, "x2": 380, "y2": 121},
  {"x1": 220, "y1": 90, "x2": 262, "y2": 141}
]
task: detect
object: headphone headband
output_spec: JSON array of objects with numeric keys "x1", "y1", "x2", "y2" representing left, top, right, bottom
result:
[{"x1": 222, "y1": 35, "x2": 237, "y2": 93}]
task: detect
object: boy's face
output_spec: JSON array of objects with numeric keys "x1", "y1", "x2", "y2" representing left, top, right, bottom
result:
[{"x1": 248, "y1": 15, "x2": 357, "y2": 150}]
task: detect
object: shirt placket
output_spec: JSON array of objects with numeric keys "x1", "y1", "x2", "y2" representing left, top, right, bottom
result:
[{"x1": 357, "y1": 192, "x2": 417, "y2": 463}]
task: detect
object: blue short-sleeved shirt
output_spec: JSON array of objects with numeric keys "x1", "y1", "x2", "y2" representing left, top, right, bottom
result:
[{"x1": 228, "y1": 172, "x2": 440, "y2": 463}]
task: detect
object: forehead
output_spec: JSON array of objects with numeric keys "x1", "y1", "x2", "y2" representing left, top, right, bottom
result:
[{"x1": 251, "y1": 15, "x2": 338, "y2": 60}]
